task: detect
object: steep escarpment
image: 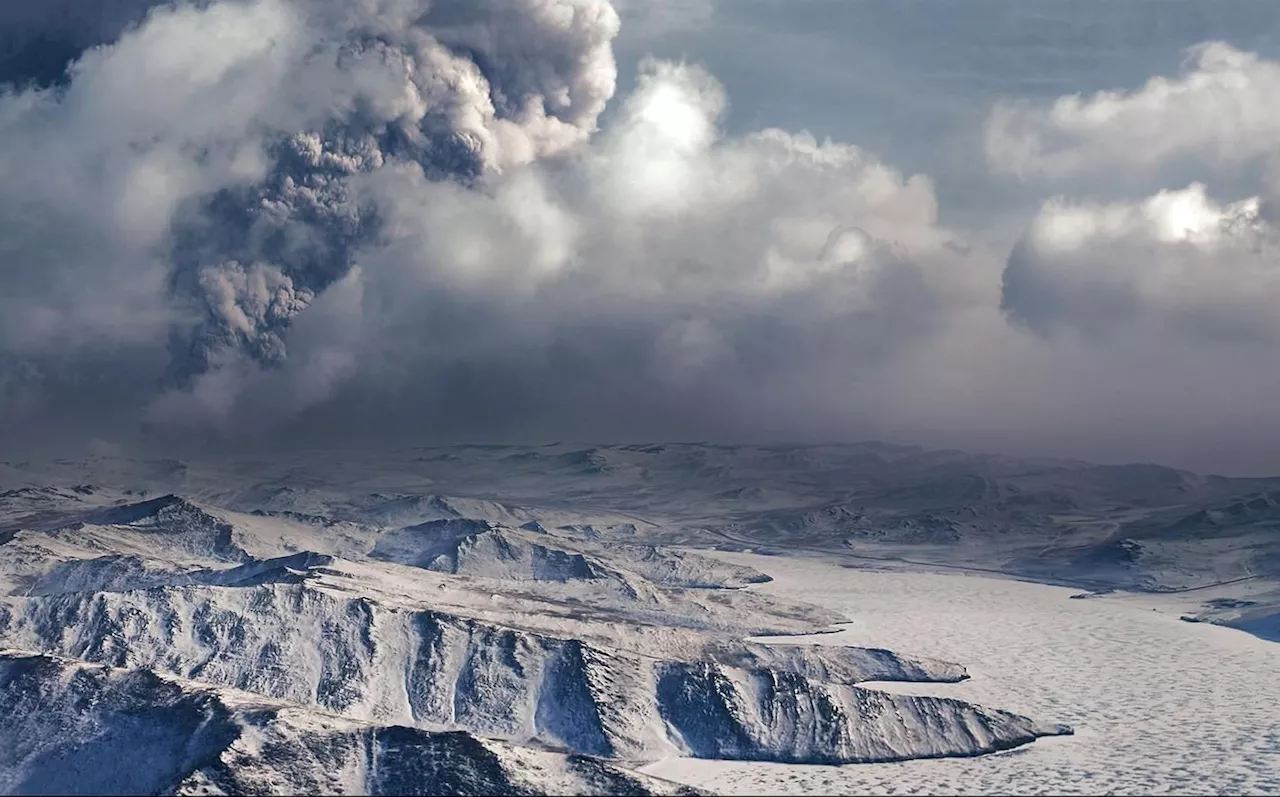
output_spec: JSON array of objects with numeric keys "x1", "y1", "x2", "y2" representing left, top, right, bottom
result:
[
  {"x1": 655, "y1": 661, "x2": 1056, "y2": 764},
  {"x1": 0, "y1": 652, "x2": 698, "y2": 796},
  {"x1": 0, "y1": 577, "x2": 1066, "y2": 765},
  {"x1": 0, "y1": 472, "x2": 1076, "y2": 788}
]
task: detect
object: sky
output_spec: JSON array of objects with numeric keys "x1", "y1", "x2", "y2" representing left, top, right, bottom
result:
[{"x1": 2, "y1": 0, "x2": 1280, "y2": 474}]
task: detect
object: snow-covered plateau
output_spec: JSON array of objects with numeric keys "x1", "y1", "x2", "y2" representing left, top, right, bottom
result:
[{"x1": 1, "y1": 443, "x2": 1278, "y2": 794}]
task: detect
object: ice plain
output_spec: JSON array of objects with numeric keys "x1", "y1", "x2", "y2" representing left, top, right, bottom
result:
[{"x1": 643, "y1": 553, "x2": 1280, "y2": 795}]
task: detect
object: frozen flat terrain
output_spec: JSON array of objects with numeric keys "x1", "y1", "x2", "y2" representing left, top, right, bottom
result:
[{"x1": 643, "y1": 553, "x2": 1280, "y2": 795}]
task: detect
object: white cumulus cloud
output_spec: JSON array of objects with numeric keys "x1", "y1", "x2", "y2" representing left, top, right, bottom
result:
[{"x1": 985, "y1": 42, "x2": 1280, "y2": 183}]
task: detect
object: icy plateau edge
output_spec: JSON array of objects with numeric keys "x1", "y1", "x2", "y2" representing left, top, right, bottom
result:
[
  {"x1": 0, "y1": 573, "x2": 1068, "y2": 765},
  {"x1": 0, "y1": 487, "x2": 1071, "y2": 778}
]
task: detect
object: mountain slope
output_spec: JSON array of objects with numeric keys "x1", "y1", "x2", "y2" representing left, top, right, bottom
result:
[
  {"x1": 0, "y1": 576, "x2": 1067, "y2": 764},
  {"x1": 0, "y1": 447, "x2": 1118, "y2": 791},
  {"x1": 0, "y1": 652, "x2": 699, "y2": 796}
]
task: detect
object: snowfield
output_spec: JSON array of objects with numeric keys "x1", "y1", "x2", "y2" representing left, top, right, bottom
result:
[
  {"x1": 643, "y1": 553, "x2": 1280, "y2": 795},
  {"x1": 0, "y1": 443, "x2": 1277, "y2": 794}
]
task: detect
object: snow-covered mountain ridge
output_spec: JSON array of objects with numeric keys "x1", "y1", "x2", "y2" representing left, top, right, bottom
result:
[
  {"x1": 0, "y1": 450, "x2": 1086, "y2": 793},
  {"x1": 0, "y1": 650, "x2": 703, "y2": 796}
]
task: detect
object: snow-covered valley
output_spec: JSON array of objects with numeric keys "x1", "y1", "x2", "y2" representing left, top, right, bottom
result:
[{"x1": 1, "y1": 443, "x2": 1277, "y2": 794}]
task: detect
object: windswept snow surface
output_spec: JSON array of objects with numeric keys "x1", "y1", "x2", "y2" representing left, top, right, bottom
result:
[{"x1": 642, "y1": 553, "x2": 1280, "y2": 796}]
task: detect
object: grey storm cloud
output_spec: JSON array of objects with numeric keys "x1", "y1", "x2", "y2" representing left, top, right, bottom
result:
[
  {"x1": 1002, "y1": 184, "x2": 1277, "y2": 340},
  {"x1": 4, "y1": 0, "x2": 1280, "y2": 475},
  {"x1": 990, "y1": 40, "x2": 1280, "y2": 348}
]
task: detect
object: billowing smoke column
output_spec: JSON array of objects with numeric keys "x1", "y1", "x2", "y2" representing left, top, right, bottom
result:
[
  {"x1": 0, "y1": 0, "x2": 631, "y2": 440},
  {"x1": 0, "y1": 0, "x2": 966, "y2": 449},
  {"x1": 160, "y1": 0, "x2": 621, "y2": 387}
]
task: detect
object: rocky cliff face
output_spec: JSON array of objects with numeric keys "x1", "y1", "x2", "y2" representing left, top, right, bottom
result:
[
  {"x1": 0, "y1": 652, "x2": 700, "y2": 796},
  {"x1": 0, "y1": 574, "x2": 1063, "y2": 764},
  {"x1": 0, "y1": 462, "x2": 1074, "y2": 793}
]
